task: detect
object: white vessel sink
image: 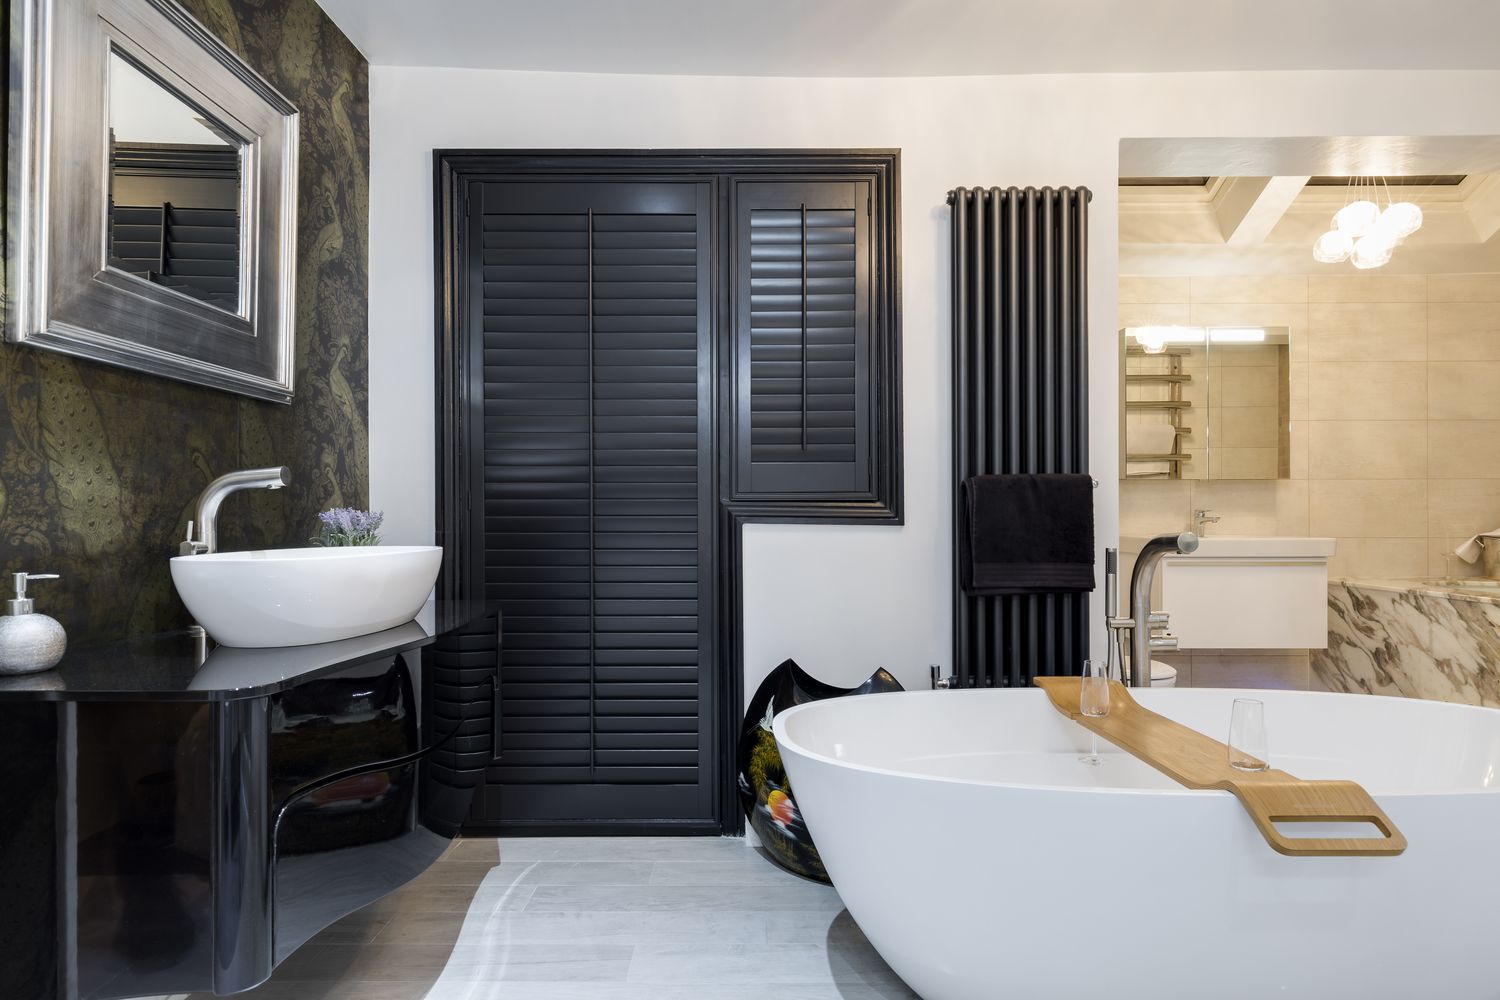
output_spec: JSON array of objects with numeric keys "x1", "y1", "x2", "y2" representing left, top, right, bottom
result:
[
  {"x1": 170, "y1": 546, "x2": 443, "y2": 648},
  {"x1": 1186, "y1": 536, "x2": 1337, "y2": 559}
]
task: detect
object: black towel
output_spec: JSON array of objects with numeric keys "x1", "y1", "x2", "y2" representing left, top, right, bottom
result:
[{"x1": 960, "y1": 474, "x2": 1095, "y2": 595}]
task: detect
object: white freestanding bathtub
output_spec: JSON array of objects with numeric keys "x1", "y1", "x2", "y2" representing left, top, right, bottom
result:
[{"x1": 774, "y1": 688, "x2": 1500, "y2": 1000}]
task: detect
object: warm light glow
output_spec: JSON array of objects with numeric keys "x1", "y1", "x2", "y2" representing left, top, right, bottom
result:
[
  {"x1": 1376, "y1": 201, "x2": 1423, "y2": 240},
  {"x1": 1312, "y1": 229, "x2": 1353, "y2": 263},
  {"x1": 1334, "y1": 199, "x2": 1380, "y2": 237},
  {"x1": 1351, "y1": 234, "x2": 1394, "y2": 269},
  {"x1": 1132, "y1": 326, "x2": 1204, "y2": 353}
]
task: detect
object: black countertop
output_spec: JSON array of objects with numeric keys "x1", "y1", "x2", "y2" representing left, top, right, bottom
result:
[{"x1": 0, "y1": 600, "x2": 497, "y2": 703}]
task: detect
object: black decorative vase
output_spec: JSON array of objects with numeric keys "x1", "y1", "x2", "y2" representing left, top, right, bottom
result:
[{"x1": 737, "y1": 659, "x2": 903, "y2": 883}]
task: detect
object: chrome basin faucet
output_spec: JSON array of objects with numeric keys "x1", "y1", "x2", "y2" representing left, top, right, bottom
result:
[
  {"x1": 179, "y1": 467, "x2": 291, "y2": 556},
  {"x1": 1108, "y1": 531, "x2": 1199, "y2": 687}
]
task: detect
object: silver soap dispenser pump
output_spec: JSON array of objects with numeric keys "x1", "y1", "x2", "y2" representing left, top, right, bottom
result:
[{"x1": 0, "y1": 572, "x2": 67, "y2": 675}]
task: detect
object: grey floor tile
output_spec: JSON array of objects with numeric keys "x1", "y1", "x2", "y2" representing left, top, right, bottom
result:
[
  {"x1": 498, "y1": 836, "x2": 753, "y2": 862},
  {"x1": 491, "y1": 859, "x2": 656, "y2": 886},
  {"x1": 443, "y1": 837, "x2": 503, "y2": 863},
  {"x1": 649, "y1": 856, "x2": 818, "y2": 886},
  {"x1": 627, "y1": 941, "x2": 913, "y2": 991},
  {"x1": 363, "y1": 879, "x2": 535, "y2": 916},
  {"x1": 525, "y1": 881, "x2": 844, "y2": 913},
  {"x1": 271, "y1": 941, "x2": 632, "y2": 983},
  {"x1": 382, "y1": 908, "x2": 772, "y2": 947}
]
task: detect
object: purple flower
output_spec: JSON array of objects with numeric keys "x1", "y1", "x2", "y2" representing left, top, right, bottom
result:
[{"x1": 313, "y1": 507, "x2": 384, "y2": 546}]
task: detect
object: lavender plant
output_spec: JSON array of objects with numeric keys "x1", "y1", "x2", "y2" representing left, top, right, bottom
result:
[{"x1": 312, "y1": 508, "x2": 384, "y2": 547}]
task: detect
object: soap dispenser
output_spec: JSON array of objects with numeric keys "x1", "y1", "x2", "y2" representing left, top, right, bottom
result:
[{"x1": 0, "y1": 572, "x2": 67, "y2": 675}]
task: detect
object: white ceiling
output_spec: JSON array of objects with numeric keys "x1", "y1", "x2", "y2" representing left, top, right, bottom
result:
[{"x1": 315, "y1": 0, "x2": 1500, "y2": 76}]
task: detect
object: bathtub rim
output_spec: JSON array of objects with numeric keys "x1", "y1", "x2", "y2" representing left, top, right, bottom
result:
[{"x1": 772, "y1": 686, "x2": 1500, "y2": 800}]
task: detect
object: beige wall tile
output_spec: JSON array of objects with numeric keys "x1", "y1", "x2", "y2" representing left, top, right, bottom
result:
[
  {"x1": 1308, "y1": 274, "x2": 1427, "y2": 303},
  {"x1": 1119, "y1": 480, "x2": 1193, "y2": 537},
  {"x1": 1308, "y1": 420, "x2": 1426, "y2": 479},
  {"x1": 1428, "y1": 480, "x2": 1500, "y2": 537},
  {"x1": 1214, "y1": 364, "x2": 1281, "y2": 406},
  {"x1": 1215, "y1": 405, "x2": 1280, "y2": 448},
  {"x1": 1119, "y1": 303, "x2": 1191, "y2": 329},
  {"x1": 1427, "y1": 540, "x2": 1487, "y2": 579},
  {"x1": 1210, "y1": 447, "x2": 1279, "y2": 479},
  {"x1": 1328, "y1": 537, "x2": 1428, "y2": 579},
  {"x1": 1307, "y1": 302, "x2": 1426, "y2": 362},
  {"x1": 1188, "y1": 652, "x2": 1310, "y2": 690},
  {"x1": 1428, "y1": 302, "x2": 1500, "y2": 361},
  {"x1": 1428, "y1": 363, "x2": 1500, "y2": 420},
  {"x1": 1191, "y1": 479, "x2": 1309, "y2": 536},
  {"x1": 1309, "y1": 480, "x2": 1427, "y2": 538},
  {"x1": 1306, "y1": 362, "x2": 1426, "y2": 420},
  {"x1": 1288, "y1": 420, "x2": 1308, "y2": 479},
  {"x1": 1207, "y1": 344, "x2": 1280, "y2": 367},
  {"x1": 1429, "y1": 274, "x2": 1500, "y2": 303},
  {"x1": 1429, "y1": 421, "x2": 1500, "y2": 479},
  {"x1": 1289, "y1": 358, "x2": 1309, "y2": 421},
  {"x1": 1120, "y1": 276, "x2": 1190, "y2": 304},
  {"x1": 1189, "y1": 275, "x2": 1308, "y2": 304}
]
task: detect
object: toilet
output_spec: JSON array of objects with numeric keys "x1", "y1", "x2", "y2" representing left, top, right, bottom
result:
[{"x1": 1150, "y1": 659, "x2": 1178, "y2": 687}]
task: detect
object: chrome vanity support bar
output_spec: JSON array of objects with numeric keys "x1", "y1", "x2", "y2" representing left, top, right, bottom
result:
[{"x1": 1126, "y1": 532, "x2": 1199, "y2": 687}]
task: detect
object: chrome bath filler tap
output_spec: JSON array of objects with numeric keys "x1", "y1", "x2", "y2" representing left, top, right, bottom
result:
[
  {"x1": 179, "y1": 467, "x2": 291, "y2": 556},
  {"x1": 1106, "y1": 531, "x2": 1199, "y2": 687}
]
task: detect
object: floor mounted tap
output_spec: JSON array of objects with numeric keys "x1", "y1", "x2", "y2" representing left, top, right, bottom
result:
[{"x1": 1111, "y1": 531, "x2": 1199, "y2": 687}]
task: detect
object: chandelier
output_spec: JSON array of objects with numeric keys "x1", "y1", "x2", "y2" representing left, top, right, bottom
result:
[{"x1": 1311, "y1": 177, "x2": 1423, "y2": 270}]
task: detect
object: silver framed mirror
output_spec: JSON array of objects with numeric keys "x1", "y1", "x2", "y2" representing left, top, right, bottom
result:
[{"x1": 8, "y1": 0, "x2": 299, "y2": 402}]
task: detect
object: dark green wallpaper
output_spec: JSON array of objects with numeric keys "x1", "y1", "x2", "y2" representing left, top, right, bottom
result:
[{"x1": 0, "y1": 0, "x2": 370, "y2": 643}]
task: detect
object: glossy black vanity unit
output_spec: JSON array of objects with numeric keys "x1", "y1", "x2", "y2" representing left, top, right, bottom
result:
[{"x1": 0, "y1": 601, "x2": 499, "y2": 1000}]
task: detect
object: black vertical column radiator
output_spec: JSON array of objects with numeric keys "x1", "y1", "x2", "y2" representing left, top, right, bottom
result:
[{"x1": 948, "y1": 186, "x2": 1092, "y2": 688}]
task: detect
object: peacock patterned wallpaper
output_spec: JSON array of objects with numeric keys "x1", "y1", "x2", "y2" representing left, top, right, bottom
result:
[{"x1": 0, "y1": 0, "x2": 370, "y2": 643}]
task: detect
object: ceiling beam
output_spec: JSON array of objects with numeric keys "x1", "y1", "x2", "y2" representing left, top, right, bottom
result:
[
  {"x1": 1464, "y1": 173, "x2": 1500, "y2": 243},
  {"x1": 1212, "y1": 176, "x2": 1310, "y2": 245}
]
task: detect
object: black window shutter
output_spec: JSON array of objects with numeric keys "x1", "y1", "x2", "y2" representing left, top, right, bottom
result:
[
  {"x1": 732, "y1": 179, "x2": 878, "y2": 500},
  {"x1": 471, "y1": 180, "x2": 714, "y2": 827}
]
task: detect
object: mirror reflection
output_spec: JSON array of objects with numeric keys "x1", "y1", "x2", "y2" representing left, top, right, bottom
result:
[
  {"x1": 1122, "y1": 325, "x2": 1291, "y2": 481},
  {"x1": 107, "y1": 50, "x2": 244, "y2": 311}
]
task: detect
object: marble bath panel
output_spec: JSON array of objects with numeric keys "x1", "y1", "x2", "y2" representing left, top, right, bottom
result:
[
  {"x1": 1314, "y1": 582, "x2": 1500, "y2": 708},
  {"x1": 0, "y1": 0, "x2": 370, "y2": 643}
]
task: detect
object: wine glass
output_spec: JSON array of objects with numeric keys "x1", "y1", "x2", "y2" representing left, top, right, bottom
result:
[
  {"x1": 1228, "y1": 698, "x2": 1269, "y2": 771},
  {"x1": 1078, "y1": 658, "x2": 1110, "y2": 765}
]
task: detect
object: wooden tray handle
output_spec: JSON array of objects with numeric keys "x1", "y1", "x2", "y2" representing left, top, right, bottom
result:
[{"x1": 1033, "y1": 677, "x2": 1407, "y2": 858}]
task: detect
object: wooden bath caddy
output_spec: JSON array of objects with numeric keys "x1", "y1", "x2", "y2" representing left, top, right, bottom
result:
[{"x1": 1034, "y1": 677, "x2": 1407, "y2": 858}]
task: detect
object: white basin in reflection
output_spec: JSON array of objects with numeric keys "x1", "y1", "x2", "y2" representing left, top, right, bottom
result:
[{"x1": 170, "y1": 546, "x2": 442, "y2": 648}]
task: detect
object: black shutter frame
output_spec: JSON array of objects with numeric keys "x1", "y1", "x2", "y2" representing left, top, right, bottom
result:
[{"x1": 435, "y1": 151, "x2": 903, "y2": 837}]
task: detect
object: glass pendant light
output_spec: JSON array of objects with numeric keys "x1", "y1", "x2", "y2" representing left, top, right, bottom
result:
[
  {"x1": 1351, "y1": 234, "x2": 1394, "y2": 269},
  {"x1": 1334, "y1": 198, "x2": 1380, "y2": 237},
  {"x1": 1312, "y1": 229, "x2": 1354, "y2": 263},
  {"x1": 1376, "y1": 201, "x2": 1423, "y2": 240}
]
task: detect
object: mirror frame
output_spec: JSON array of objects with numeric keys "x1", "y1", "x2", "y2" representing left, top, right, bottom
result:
[{"x1": 8, "y1": 0, "x2": 299, "y2": 402}]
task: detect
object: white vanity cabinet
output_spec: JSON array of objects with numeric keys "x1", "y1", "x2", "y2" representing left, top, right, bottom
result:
[{"x1": 1160, "y1": 537, "x2": 1336, "y2": 649}]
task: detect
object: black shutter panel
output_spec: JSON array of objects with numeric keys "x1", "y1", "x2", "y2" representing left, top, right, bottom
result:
[
  {"x1": 472, "y1": 181, "x2": 714, "y2": 827},
  {"x1": 732, "y1": 179, "x2": 873, "y2": 498}
]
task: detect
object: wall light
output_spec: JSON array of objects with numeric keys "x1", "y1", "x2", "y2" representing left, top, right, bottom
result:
[{"x1": 1130, "y1": 326, "x2": 1267, "y2": 351}]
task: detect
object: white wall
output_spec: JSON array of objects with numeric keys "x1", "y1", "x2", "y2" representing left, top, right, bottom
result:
[{"x1": 368, "y1": 66, "x2": 1500, "y2": 702}]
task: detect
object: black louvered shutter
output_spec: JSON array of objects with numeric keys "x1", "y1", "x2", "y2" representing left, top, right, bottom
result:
[
  {"x1": 732, "y1": 179, "x2": 873, "y2": 498},
  {"x1": 470, "y1": 180, "x2": 714, "y2": 828}
]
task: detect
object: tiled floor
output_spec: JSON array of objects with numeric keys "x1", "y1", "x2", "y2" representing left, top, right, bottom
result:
[{"x1": 190, "y1": 837, "x2": 918, "y2": 1000}]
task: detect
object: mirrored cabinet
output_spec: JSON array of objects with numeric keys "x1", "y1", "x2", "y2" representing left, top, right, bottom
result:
[{"x1": 1120, "y1": 325, "x2": 1292, "y2": 481}]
